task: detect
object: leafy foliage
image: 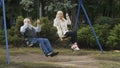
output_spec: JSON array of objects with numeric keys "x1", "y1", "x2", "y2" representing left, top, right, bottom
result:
[
  {"x1": 77, "y1": 25, "x2": 92, "y2": 48},
  {"x1": 45, "y1": 0, "x2": 77, "y2": 12},
  {"x1": 39, "y1": 17, "x2": 58, "y2": 45},
  {"x1": 8, "y1": 16, "x2": 24, "y2": 47},
  {"x1": 106, "y1": 24, "x2": 120, "y2": 49},
  {"x1": 20, "y1": 0, "x2": 34, "y2": 12},
  {"x1": 0, "y1": 29, "x2": 5, "y2": 45},
  {"x1": 95, "y1": 17, "x2": 113, "y2": 25},
  {"x1": 94, "y1": 16, "x2": 119, "y2": 28},
  {"x1": 77, "y1": 24, "x2": 110, "y2": 49},
  {"x1": 44, "y1": 0, "x2": 77, "y2": 19}
]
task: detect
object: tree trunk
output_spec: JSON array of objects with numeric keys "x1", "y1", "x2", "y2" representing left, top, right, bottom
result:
[{"x1": 39, "y1": 2, "x2": 42, "y2": 18}]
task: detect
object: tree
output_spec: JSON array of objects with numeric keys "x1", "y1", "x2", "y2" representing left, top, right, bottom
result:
[
  {"x1": 44, "y1": 0, "x2": 77, "y2": 19},
  {"x1": 96, "y1": 0, "x2": 120, "y2": 17},
  {"x1": 20, "y1": 0, "x2": 34, "y2": 16},
  {"x1": 0, "y1": 0, "x2": 22, "y2": 28}
]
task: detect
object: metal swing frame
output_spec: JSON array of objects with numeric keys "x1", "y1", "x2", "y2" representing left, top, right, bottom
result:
[
  {"x1": 0, "y1": 0, "x2": 10, "y2": 64},
  {"x1": 75, "y1": 0, "x2": 103, "y2": 53}
]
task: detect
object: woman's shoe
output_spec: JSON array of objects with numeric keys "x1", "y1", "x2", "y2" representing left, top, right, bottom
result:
[{"x1": 71, "y1": 44, "x2": 80, "y2": 51}]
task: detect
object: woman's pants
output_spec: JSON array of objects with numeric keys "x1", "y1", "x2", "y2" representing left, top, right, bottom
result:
[{"x1": 64, "y1": 30, "x2": 77, "y2": 44}]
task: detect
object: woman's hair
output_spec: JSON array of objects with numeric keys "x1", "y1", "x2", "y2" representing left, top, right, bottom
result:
[{"x1": 56, "y1": 11, "x2": 65, "y2": 21}]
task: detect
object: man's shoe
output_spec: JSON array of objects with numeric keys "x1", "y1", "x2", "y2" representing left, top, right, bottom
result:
[
  {"x1": 28, "y1": 43, "x2": 33, "y2": 47},
  {"x1": 50, "y1": 52, "x2": 59, "y2": 57},
  {"x1": 45, "y1": 52, "x2": 53, "y2": 57},
  {"x1": 26, "y1": 41, "x2": 33, "y2": 47}
]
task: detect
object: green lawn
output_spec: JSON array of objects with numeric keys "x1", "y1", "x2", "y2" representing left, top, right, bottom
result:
[{"x1": 0, "y1": 47, "x2": 120, "y2": 68}]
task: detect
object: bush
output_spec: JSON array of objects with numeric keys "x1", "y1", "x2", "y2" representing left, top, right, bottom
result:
[
  {"x1": 95, "y1": 16, "x2": 115, "y2": 27},
  {"x1": 95, "y1": 16, "x2": 120, "y2": 28},
  {"x1": 113, "y1": 18, "x2": 120, "y2": 24},
  {"x1": 95, "y1": 16, "x2": 113, "y2": 24},
  {"x1": 38, "y1": 17, "x2": 60, "y2": 46},
  {"x1": 77, "y1": 25, "x2": 92, "y2": 48},
  {"x1": 8, "y1": 16, "x2": 25, "y2": 47},
  {"x1": 0, "y1": 29, "x2": 5, "y2": 45},
  {"x1": 77, "y1": 24, "x2": 110, "y2": 49},
  {"x1": 106, "y1": 24, "x2": 120, "y2": 50}
]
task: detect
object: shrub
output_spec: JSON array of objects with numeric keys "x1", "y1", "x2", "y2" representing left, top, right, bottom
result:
[
  {"x1": 95, "y1": 16, "x2": 113, "y2": 24},
  {"x1": 113, "y1": 18, "x2": 120, "y2": 25},
  {"x1": 93, "y1": 24, "x2": 110, "y2": 49},
  {"x1": 0, "y1": 16, "x2": 24, "y2": 46},
  {"x1": 106, "y1": 24, "x2": 120, "y2": 50},
  {"x1": 8, "y1": 16, "x2": 25, "y2": 47},
  {"x1": 77, "y1": 24, "x2": 110, "y2": 49},
  {"x1": 77, "y1": 25, "x2": 92, "y2": 48},
  {"x1": 38, "y1": 17, "x2": 59, "y2": 45},
  {"x1": 0, "y1": 29, "x2": 5, "y2": 45},
  {"x1": 95, "y1": 16, "x2": 120, "y2": 28}
]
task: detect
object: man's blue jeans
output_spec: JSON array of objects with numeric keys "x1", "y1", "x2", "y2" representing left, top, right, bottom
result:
[{"x1": 31, "y1": 38, "x2": 54, "y2": 55}]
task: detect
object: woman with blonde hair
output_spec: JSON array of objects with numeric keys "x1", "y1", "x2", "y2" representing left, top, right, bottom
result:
[{"x1": 53, "y1": 11, "x2": 80, "y2": 50}]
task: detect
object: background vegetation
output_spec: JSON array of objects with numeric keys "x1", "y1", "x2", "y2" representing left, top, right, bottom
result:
[{"x1": 0, "y1": 0, "x2": 120, "y2": 50}]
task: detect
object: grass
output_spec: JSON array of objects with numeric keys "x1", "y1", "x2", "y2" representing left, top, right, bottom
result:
[
  {"x1": 0, "y1": 60, "x2": 63, "y2": 68},
  {"x1": 0, "y1": 47, "x2": 120, "y2": 68},
  {"x1": 92, "y1": 51, "x2": 120, "y2": 62},
  {"x1": 9, "y1": 47, "x2": 42, "y2": 55}
]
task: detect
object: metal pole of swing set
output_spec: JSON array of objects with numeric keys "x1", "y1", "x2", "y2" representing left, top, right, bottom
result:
[
  {"x1": 76, "y1": 0, "x2": 103, "y2": 53},
  {"x1": 75, "y1": 0, "x2": 81, "y2": 31},
  {"x1": 2, "y1": 0, "x2": 10, "y2": 64}
]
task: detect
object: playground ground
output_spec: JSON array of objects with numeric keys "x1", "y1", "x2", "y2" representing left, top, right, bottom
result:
[{"x1": 0, "y1": 47, "x2": 120, "y2": 68}]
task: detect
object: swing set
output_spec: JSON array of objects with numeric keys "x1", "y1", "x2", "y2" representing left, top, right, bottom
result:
[
  {"x1": 0, "y1": 0, "x2": 103, "y2": 64},
  {"x1": 75, "y1": 0, "x2": 103, "y2": 53}
]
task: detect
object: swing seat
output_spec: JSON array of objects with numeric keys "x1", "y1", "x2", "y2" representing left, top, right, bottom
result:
[{"x1": 62, "y1": 37, "x2": 70, "y2": 41}]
